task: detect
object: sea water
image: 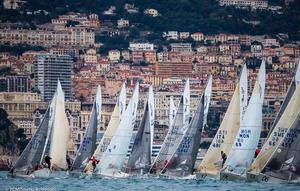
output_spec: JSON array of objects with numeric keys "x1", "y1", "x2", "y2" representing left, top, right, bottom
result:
[{"x1": 1, "y1": 171, "x2": 299, "y2": 191}]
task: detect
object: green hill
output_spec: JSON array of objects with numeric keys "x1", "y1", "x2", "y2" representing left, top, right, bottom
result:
[{"x1": 0, "y1": 0, "x2": 300, "y2": 40}]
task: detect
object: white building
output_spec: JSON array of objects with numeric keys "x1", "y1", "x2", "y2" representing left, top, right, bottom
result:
[
  {"x1": 117, "y1": 18, "x2": 130, "y2": 28},
  {"x1": 129, "y1": 43, "x2": 154, "y2": 51},
  {"x1": 144, "y1": 8, "x2": 159, "y2": 17}
]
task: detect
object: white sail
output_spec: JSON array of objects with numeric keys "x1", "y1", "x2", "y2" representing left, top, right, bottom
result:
[
  {"x1": 183, "y1": 79, "x2": 190, "y2": 132},
  {"x1": 95, "y1": 85, "x2": 102, "y2": 124},
  {"x1": 223, "y1": 61, "x2": 265, "y2": 177},
  {"x1": 240, "y1": 64, "x2": 248, "y2": 122},
  {"x1": 148, "y1": 85, "x2": 155, "y2": 155},
  {"x1": 48, "y1": 80, "x2": 70, "y2": 170},
  {"x1": 197, "y1": 67, "x2": 247, "y2": 176},
  {"x1": 169, "y1": 96, "x2": 176, "y2": 128},
  {"x1": 92, "y1": 82, "x2": 126, "y2": 160},
  {"x1": 203, "y1": 75, "x2": 212, "y2": 130},
  {"x1": 95, "y1": 83, "x2": 139, "y2": 175}
]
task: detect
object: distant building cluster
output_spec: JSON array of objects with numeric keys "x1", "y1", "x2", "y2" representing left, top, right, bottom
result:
[{"x1": 219, "y1": 0, "x2": 268, "y2": 9}]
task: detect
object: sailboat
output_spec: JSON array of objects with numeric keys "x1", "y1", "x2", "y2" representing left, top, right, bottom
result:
[
  {"x1": 81, "y1": 82, "x2": 126, "y2": 176},
  {"x1": 161, "y1": 75, "x2": 212, "y2": 179},
  {"x1": 247, "y1": 63, "x2": 300, "y2": 182},
  {"x1": 126, "y1": 85, "x2": 155, "y2": 175},
  {"x1": 70, "y1": 86, "x2": 101, "y2": 175},
  {"x1": 9, "y1": 80, "x2": 70, "y2": 178},
  {"x1": 94, "y1": 82, "x2": 139, "y2": 178},
  {"x1": 220, "y1": 61, "x2": 266, "y2": 181},
  {"x1": 196, "y1": 65, "x2": 248, "y2": 180},
  {"x1": 150, "y1": 79, "x2": 190, "y2": 173}
]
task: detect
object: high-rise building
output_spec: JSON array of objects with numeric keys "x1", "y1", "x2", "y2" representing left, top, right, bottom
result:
[
  {"x1": 34, "y1": 53, "x2": 73, "y2": 102},
  {"x1": 0, "y1": 75, "x2": 30, "y2": 92}
]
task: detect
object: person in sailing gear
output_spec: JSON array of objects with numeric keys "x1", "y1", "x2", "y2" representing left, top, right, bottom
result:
[
  {"x1": 44, "y1": 155, "x2": 52, "y2": 169},
  {"x1": 89, "y1": 156, "x2": 99, "y2": 170},
  {"x1": 255, "y1": 148, "x2": 261, "y2": 158},
  {"x1": 34, "y1": 162, "x2": 43, "y2": 171},
  {"x1": 221, "y1": 151, "x2": 227, "y2": 167},
  {"x1": 66, "y1": 155, "x2": 72, "y2": 170}
]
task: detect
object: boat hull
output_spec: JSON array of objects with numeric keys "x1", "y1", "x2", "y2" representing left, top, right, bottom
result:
[
  {"x1": 219, "y1": 171, "x2": 246, "y2": 181},
  {"x1": 246, "y1": 172, "x2": 299, "y2": 183},
  {"x1": 93, "y1": 171, "x2": 129, "y2": 178},
  {"x1": 195, "y1": 172, "x2": 220, "y2": 180}
]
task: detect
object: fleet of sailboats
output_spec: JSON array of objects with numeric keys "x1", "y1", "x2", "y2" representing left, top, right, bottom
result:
[{"x1": 8, "y1": 60, "x2": 300, "y2": 182}]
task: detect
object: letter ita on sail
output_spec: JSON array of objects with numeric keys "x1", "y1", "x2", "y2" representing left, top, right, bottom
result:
[
  {"x1": 71, "y1": 86, "x2": 102, "y2": 171},
  {"x1": 249, "y1": 68, "x2": 300, "y2": 175},
  {"x1": 150, "y1": 79, "x2": 190, "y2": 173},
  {"x1": 95, "y1": 82, "x2": 139, "y2": 176},
  {"x1": 197, "y1": 66, "x2": 247, "y2": 176},
  {"x1": 47, "y1": 80, "x2": 70, "y2": 170},
  {"x1": 223, "y1": 61, "x2": 265, "y2": 177},
  {"x1": 126, "y1": 85, "x2": 155, "y2": 174},
  {"x1": 162, "y1": 76, "x2": 212, "y2": 177},
  {"x1": 92, "y1": 82, "x2": 126, "y2": 161}
]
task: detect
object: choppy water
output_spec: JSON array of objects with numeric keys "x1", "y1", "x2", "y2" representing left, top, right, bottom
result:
[{"x1": 1, "y1": 171, "x2": 299, "y2": 191}]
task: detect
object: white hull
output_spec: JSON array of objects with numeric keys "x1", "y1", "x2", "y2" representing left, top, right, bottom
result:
[
  {"x1": 195, "y1": 172, "x2": 220, "y2": 180},
  {"x1": 30, "y1": 169, "x2": 68, "y2": 179},
  {"x1": 93, "y1": 171, "x2": 129, "y2": 179},
  {"x1": 219, "y1": 171, "x2": 246, "y2": 181},
  {"x1": 159, "y1": 174, "x2": 196, "y2": 180}
]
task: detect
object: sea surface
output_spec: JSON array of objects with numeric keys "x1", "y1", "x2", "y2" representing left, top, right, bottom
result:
[{"x1": 1, "y1": 171, "x2": 299, "y2": 191}]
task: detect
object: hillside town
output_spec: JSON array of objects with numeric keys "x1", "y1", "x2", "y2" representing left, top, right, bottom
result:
[{"x1": 0, "y1": 5, "x2": 299, "y2": 159}]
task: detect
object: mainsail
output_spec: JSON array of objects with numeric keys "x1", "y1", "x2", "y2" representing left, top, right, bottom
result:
[
  {"x1": 260, "y1": 110, "x2": 300, "y2": 181},
  {"x1": 150, "y1": 80, "x2": 190, "y2": 173},
  {"x1": 92, "y1": 82, "x2": 126, "y2": 161},
  {"x1": 222, "y1": 61, "x2": 265, "y2": 177},
  {"x1": 183, "y1": 79, "x2": 190, "y2": 132},
  {"x1": 249, "y1": 80, "x2": 300, "y2": 174},
  {"x1": 126, "y1": 86, "x2": 155, "y2": 174},
  {"x1": 162, "y1": 77, "x2": 212, "y2": 177},
  {"x1": 71, "y1": 86, "x2": 102, "y2": 170},
  {"x1": 197, "y1": 66, "x2": 247, "y2": 176},
  {"x1": 240, "y1": 64, "x2": 248, "y2": 122},
  {"x1": 95, "y1": 83, "x2": 139, "y2": 175},
  {"x1": 11, "y1": 109, "x2": 50, "y2": 175},
  {"x1": 48, "y1": 80, "x2": 70, "y2": 170}
]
